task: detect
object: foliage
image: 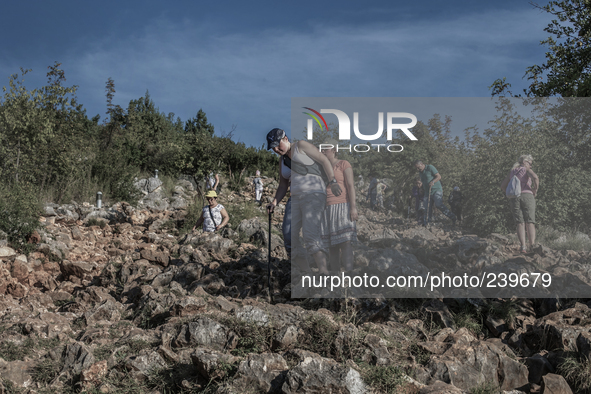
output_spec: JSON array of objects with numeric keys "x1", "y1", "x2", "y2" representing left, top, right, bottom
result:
[
  {"x1": 558, "y1": 354, "x2": 591, "y2": 394},
  {"x1": 470, "y1": 380, "x2": 502, "y2": 394},
  {"x1": 537, "y1": 226, "x2": 591, "y2": 251},
  {"x1": 0, "y1": 183, "x2": 41, "y2": 251},
  {"x1": 0, "y1": 65, "x2": 277, "y2": 214},
  {"x1": 298, "y1": 314, "x2": 340, "y2": 358},
  {"x1": 358, "y1": 363, "x2": 405, "y2": 393},
  {"x1": 488, "y1": 299, "x2": 519, "y2": 327},
  {"x1": 32, "y1": 358, "x2": 62, "y2": 384},
  {"x1": 217, "y1": 315, "x2": 276, "y2": 356},
  {"x1": 2, "y1": 64, "x2": 591, "y2": 241}
]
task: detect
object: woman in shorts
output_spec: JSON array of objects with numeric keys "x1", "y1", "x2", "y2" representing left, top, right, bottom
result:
[{"x1": 500, "y1": 154, "x2": 540, "y2": 253}]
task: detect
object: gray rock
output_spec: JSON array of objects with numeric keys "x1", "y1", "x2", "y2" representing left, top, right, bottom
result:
[
  {"x1": 0, "y1": 246, "x2": 16, "y2": 259},
  {"x1": 0, "y1": 359, "x2": 34, "y2": 388},
  {"x1": 282, "y1": 352, "x2": 365, "y2": 394},
  {"x1": 125, "y1": 350, "x2": 166, "y2": 377},
  {"x1": 191, "y1": 348, "x2": 239, "y2": 380},
  {"x1": 236, "y1": 305, "x2": 270, "y2": 326},
  {"x1": 188, "y1": 232, "x2": 235, "y2": 255},
  {"x1": 422, "y1": 300, "x2": 455, "y2": 329},
  {"x1": 427, "y1": 338, "x2": 528, "y2": 392},
  {"x1": 171, "y1": 297, "x2": 207, "y2": 317},
  {"x1": 62, "y1": 342, "x2": 95, "y2": 375},
  {"x1": 170, "y1": 196, "x2": 188, "y2": 209},
  {"x1": 233, "y1": 353, "x2": 288, "y2": 393},
  {"x1": 541, "y1": 373, "x2": 573, "y2": 394},
  {"x1": 174, "y1": 317, "x2": 234, "y2": 351},
  {"x1": 237, "y1": 218, "x2": 263, "y2": 239},
  {"x1": 61, "y1": 260, "x2": 95, "y2": 278},
  {"x1": 84, "y1": 299, "x2": 122, "y2": 326}
]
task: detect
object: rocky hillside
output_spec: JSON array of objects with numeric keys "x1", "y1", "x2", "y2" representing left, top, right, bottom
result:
[{"x1": 0, "y1": 177, "x2": 590, "y2": 393}]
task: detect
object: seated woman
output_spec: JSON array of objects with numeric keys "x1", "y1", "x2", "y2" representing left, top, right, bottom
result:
[{"x1": 192, "y1": 191, "x2": 229, "y2": 232}]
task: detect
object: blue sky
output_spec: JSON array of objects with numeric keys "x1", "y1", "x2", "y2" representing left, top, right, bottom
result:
[{"x1": 1, "y1": 1, "x2": 551, "y2": 148}]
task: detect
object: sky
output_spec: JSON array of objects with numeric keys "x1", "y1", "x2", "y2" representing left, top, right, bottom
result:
[{"x1": 0, "y1": 1, "x2": 552, "y2": 148}]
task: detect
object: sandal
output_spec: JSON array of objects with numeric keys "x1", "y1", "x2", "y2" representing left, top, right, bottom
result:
[{"x1": 520, "y1": 246, "x2": 527, "y2": 254}]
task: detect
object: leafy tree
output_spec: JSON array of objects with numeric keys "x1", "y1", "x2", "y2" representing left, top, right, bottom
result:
[
  {"x1": 185, "y1": 109, "x2": 214, "y2": 136},
  {"x1": 491, "y1": 0, "x2": 591, "y2": 97}
]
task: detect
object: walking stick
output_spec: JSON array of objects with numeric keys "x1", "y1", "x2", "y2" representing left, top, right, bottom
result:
[
  {"x1": 268, "y1": 211, "x2": 273, "y2": 303},
  {"x1": 425, "y1": 185, "x2": 432, "y2": 225}
]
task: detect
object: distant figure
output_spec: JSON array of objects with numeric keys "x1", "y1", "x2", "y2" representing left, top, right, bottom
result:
[
  {"x1": 376, "y1": 180, "x2": 387, "y2": 210},
  {"x1": 500, "y1": 154, "x2": 539, "y2": 253},
  {"x1": 448, "y1": 186, "x2": 463, "y2": 224},
  {"x1": 253, "y1": 170, "x2": 264, "y2": 204},
  {"x1": 206, "y1": 172, "x2": 219, "y2": 191},
  {"x1": 367, "y1": 175, "x2": 378, "y2": 210},
  {"x1": 192, "y1": 191, "x2": 229, "y2": 232},
  {"x1": 357, "y1": 175, "x2": 365, "y2": 189},
  {"x1": 414, "y1": 160, "x2": 456, "y2": 226},
  {"x1": 411, "y1": 178, "x2": 425, "y2": 224}
]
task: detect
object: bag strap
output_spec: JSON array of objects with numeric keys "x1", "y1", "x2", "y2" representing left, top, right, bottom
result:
[{"x1": 208, "y1": 206, "x2": 218, "y2": 230}]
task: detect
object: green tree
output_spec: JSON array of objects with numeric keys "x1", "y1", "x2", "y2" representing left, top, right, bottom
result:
[
  {"x1": 185, "y1": 109, "x2": 215, "y2": 136},
  {"x1": 491, "y1": 0, "x2": 591, "y2": 97}
]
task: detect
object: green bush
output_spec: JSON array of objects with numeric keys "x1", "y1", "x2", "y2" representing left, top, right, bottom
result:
[
  {"x1": 558, "y1": 355, "x2": 591, "y2": 394},
  {"x1": 537, "y1": 226, "x2": 591, "y2": 251},
  {"x1": 0, "y1": 183, "x2": 41, "y2": 251},
  {"x1": 359, "y1": 363, "x2": 405, "y2": 393},
  {"x1": 471, "y1": 381, "x2": 501, "y2": 394}
]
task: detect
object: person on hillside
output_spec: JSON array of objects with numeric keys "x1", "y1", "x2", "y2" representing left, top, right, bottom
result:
[
  {"x1": 411, "y1": 178, "x2": 425, "y2": 224},
  {"x1": 320, "y1": 141, "x2": 358, "y2": 272},
  {"x1": 206, "y1": 172, "x2": 220, "y2": 191},
  {"x1": 375, "y1": 179, "x2": 387, "y2": 211},
  {"x1": 500, "y1": 154, "x2": 539, "y2": 253},
  {"x1": 448, "y1": 186, "x2": 463, "y2": 224},
  {"x1": 192, "y1": 190, "x2": 229, "y2": 233},
  {"x1": 357, "y1": 175, "x2": 365, "y2": 190},
  {"x1": 253, "y1": 170, "x2": 264, "y2": 204},
  {"x1": 414, "y1": 160, "x2": 456, "y2": 226},
  {"x1": 367, "y1": 175, "x2": 378, "y2": 210},
  {"x1": 265, "y1": 128, "x2": 342, "y2": 274}
]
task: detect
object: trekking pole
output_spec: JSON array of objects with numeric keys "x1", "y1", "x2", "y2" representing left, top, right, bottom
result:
[
  {"x1": 268, "y1": 211, "x2": 273, "y2": 303},
  {"x1": 426, "y1": 185, "x2": 432, "y2": 225}
]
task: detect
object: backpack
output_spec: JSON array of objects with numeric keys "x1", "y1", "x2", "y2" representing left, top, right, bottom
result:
[
  {"x1": 283, "y1": 155, "x2": 329, "y2": 184},
  {"x1": 506, "y1": 173, "x2": 521, "y2": 199}
]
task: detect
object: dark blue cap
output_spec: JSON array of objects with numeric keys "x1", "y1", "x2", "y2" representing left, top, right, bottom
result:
[{"x1": 266, "y1": 128, "x2": 286, "y2": 150}]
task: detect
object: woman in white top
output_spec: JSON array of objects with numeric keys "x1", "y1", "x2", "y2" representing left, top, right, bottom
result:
[
  {"x1": 265, "y1": 128, "x2": 341, "y2": 274},
  {"x1": 192, "y1": 190, "x2": 229, "y2": 232},
  {"x1": 253, "y1": 170, "x2": 264, "y2": 203}
]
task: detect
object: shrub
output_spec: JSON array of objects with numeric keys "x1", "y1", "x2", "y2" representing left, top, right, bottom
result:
[
  {"x1": 471, "y1": 381, "x2": 501, "y2": 394},
  {"x1": 32, "y1": 358, "x2": 62, "y2": 384},
  {"x1": 0, "y1": 183, "x2": 41, "y2": 251},
  {"x1": 217, "y1": 315, "x2": 276, "y2": 356},
  {"x1": 359, "y1": 363, "x2": 405, "y2": 393},
  {"x1": 558, "y1": 355, "x2": 591, "y2": 394},
  {"x1": 537, "y1": 226, "x2": 591, "y2": 252},
  {"x1": 86, "y1": 217, "x2": 107, "y2": 228}
]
